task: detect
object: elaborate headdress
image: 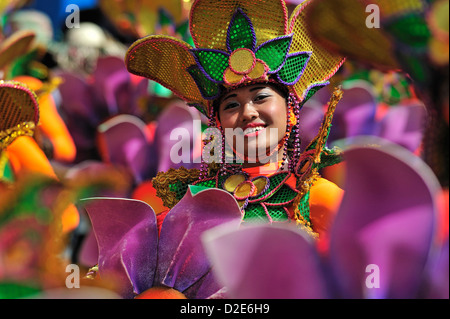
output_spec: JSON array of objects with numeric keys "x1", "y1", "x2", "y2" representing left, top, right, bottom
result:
[{"x1": 125, "y1": 0, "x2": 345, "y2": 118}]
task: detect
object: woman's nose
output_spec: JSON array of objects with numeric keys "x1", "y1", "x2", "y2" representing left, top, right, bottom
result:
[{"x1": 241, "y1": 102, "x2": 259, "y2": 122}]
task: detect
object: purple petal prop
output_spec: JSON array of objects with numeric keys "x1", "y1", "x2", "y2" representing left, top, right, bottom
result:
[
  {"x1": 330, "y1": 138, "x2": 440, "y2": 298},
  {"x1": 422, "y1": 238, "x2": 449, "y2": 299},
  {"x1": 82, "y1": 198, "x2": 158, "y2": 298},
  {"x1": 203, "y1": 223, "x2": 330, "y2": 299},
  {"x1": 375, "y1": 102, "x2": 427, "y2": 152},
  {"x1": 92, "y1": 56, "x2": 133, "y2": 116},
  {"x1": 331, "y1": 81, "x2": 377, "y2": 140},
  {"x1": 79, "y1": 229, "x2": 99, "y2": 268},
  {"x1": 156, "y1": 186, "x2": 242, "y2": 296},
  {"x1": 97, "y1": 114, "x2": 156, "y2": 184},
  {"x1": 154, "y1": 101, "x2": 203, "y2": 172},
  {"x1": 56, "y1": 71, "x2": 97, "y2": 122},
  {"x1": 56, "y1": 71, "x2": 99, "y2": 161},
  {"x1": 182, "y1": 270, "x2": 224, "y2": 299}
]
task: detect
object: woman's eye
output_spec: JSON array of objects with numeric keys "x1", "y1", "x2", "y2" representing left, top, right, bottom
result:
[
  {"x1": 254, "y1": 94, "x2": 270, "y2": 102},
  {"x1": 223, "y1": 102, "x2": 239, "y2": 110}
]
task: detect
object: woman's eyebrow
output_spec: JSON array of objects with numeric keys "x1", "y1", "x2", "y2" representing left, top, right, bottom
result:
[
  {"x1": 249, "y1": 86, "x2": 266, "y2": 92},
  {"x1": 221, "y1": 93, "x2": 237, "y2": 103}
]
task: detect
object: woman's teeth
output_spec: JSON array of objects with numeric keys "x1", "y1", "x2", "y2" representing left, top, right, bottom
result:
[{"x1": 243, "y1": 126, "x2": 265, "y2": 135}]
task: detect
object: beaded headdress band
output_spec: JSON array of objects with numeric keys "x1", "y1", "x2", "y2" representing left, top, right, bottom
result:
[{"x1": 125, "y1": 0, "x2": 345, "y2": 118}]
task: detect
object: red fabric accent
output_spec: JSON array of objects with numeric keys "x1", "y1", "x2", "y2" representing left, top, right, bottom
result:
[{"x1": 156, "y1": 209, "x2": 170, "y2": 237}]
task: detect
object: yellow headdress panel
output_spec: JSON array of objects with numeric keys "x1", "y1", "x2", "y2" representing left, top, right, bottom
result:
[
  {"x1": 0, "y1": 31, "x2": 36, "y2": 72},
  {"x1": 126, "y1": 36, "x2": 206, "y2": 106},
  {"x1": 189, "y1": 0, "x2": 288, "y2": 50},
  {"x1": 0, "y1": 81, "x2": 39, "y2": 149},
  {"x1": 289, "y1": 0, "x2": 346, "y2": 99}
]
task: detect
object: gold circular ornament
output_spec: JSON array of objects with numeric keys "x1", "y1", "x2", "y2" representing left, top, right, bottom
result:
[
  {"x1": 224, "y1": 67, "x2": 244, "y2": 85},
  {"x1": 229, "y1": 48, "x2": 256, "y2": 74},
  {"x1": 251, "y1": 176, "x2": 269, "y2": 196},
  {"x1": 234, "y1": 181, "x2": 256, "y2": 200},
  {"x1": 248, "y1": 60, "x2": 268, "y2": 80},
  {"x1": 223, "y1": 173, "x2": 246, "y2": 192}
]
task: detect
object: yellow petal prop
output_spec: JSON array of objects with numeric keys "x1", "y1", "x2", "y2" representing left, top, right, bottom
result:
[
  {"x1": 289, "y1": 0, "x2": 346, "y2": 100},
  {"x1": 0, "y1": 81, "x2": 39, "y2": 149},
  {"x1": 126, "y1": 35, "x2": 207, "y2": 107}
]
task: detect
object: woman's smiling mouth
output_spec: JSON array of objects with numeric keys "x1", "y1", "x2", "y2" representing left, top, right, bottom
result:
[{"x1": 243, "y1": 124, "x2": 266, "y2": 137}]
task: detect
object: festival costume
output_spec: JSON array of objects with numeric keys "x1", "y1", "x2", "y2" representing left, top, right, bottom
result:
[
  {"x1": 78, "y1": 0, "x2": 450, "y2": 299},
  {"x1": 81, "y1": 0, "x2": 345, "y2": 299},
  {"x1": 0, "y1": 80, "x2": 79, "y2": 233},
  {"x1": 126, "y1": 0, "x2": 345, "y2": 237}
]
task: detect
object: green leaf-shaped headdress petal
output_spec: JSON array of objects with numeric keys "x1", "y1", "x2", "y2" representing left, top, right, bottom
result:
[
  {"x1": 187, "y1": 65, "x2": 222, "y2": 102},
  {"x1": 276, "y1": 51, "x2": 311, "y2": 85},
  {"x1": 255, "y1": 34, "x2": 293, "y2": 73},
  {"x1": 300, "y1": 81, "x2": 330, "y2": 107},
  {"x1": 190, "y1": 49, "x2": 230, "y2": 83},
  {"x1": 227, "y1": 8, "x2": 256, "y2": 52}
]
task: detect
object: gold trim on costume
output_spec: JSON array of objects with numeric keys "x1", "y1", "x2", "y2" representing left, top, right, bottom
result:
[{"x1": 0, "y1": 121, "x2": 35, "y2": 149}]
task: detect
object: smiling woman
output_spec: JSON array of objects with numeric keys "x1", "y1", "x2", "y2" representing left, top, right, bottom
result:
[
  {"x1": 123, "y1": 0, "x2": 347, "y2": 240},
  {"x1": 83, "y1": 0, "x2": 347, "y2": 299},
  {"x1": 217, "y1": 84, "x2": 288, "y2": 166}
]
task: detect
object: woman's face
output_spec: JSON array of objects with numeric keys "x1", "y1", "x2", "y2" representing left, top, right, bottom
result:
[{"x1": 217, "y1": 84, "x2": 287, "y2": 165}]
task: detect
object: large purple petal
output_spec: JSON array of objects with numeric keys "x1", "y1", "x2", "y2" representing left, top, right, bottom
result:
[
  {"x1": 375, "y1": 102, "x2": 427, "y2": 152},
  {"x1": 182, "y1": 270, "x2": 224, "y2": 299},
  {"x1": 332, "y1": 81, "x2": 377, "y2": 140},
  {"x1": 154, "y1": 101, "x2": 203, "y2": 172},
  {"x1": 155, "y1": 186, "x2": 242, "y2": 295},
  {"x1": 96, "y1": 114, "x2": 156, "y2": 184},
  {"x1": 422, "y1": 238, "x2": 449, "y2": 299},
  {"x1": 81, "y1": 198, "x2": 158, "y2": 298},
  {"x1": 203, "y1": 223, "x2": 331, "y2": 299},
  {"x1": 92, "y1": 56, "x2": 131, "y2": 116},
  {"x1": 56, "y1": 71, "x2": 98, "y2": 123},
  {"x1": 78, "y1": 229, "x2": 99, "y2": 268},
  {"x1": 330, "y1": 138, "x2": 440, "y2": 298}
]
